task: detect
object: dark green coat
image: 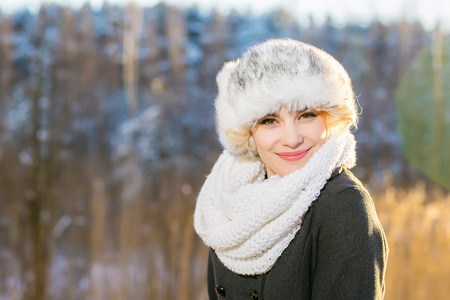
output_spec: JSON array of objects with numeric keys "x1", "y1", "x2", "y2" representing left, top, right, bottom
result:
[{"x1": 207, "y1": 168, "x2": 388, "y2": 299}]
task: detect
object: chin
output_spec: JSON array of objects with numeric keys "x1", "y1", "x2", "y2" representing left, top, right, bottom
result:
[{"x1": 277, "y1": 163, "x2": 306, "y2": 177}]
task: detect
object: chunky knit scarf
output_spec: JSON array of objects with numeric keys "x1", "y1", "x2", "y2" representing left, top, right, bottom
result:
[{"x1": 194, "y1": 131, "x2": 356, "y2": 275}]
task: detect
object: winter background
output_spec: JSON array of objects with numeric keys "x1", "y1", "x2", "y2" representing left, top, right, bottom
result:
[{"x1": 0, "y1": 0, "x2": 449, "y2": 299}]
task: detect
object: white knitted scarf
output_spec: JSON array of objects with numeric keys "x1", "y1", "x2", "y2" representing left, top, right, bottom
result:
[{"x1": 194, "y1": 131, "x2": 356, "y2": 275}]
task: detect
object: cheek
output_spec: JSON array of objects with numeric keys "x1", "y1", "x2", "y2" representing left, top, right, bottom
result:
[
  {"x1": 252, "y1": 130, "x2": 276, "y2": 152},
  {"x1": 309, "y1": 118, "x2": 328, "y2": 144},
  {"x1": 316, "y1": 128, "x2": 328, "y2": 143}
]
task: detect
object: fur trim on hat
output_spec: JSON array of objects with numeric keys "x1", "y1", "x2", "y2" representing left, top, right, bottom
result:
[{"x1": 215, "y1": 38, "x2": 354, "y2": 158}]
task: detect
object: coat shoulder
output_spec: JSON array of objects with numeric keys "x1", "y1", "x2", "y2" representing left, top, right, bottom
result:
[
  {"x1": 311, "y1": 168, "x2": 378, "y2": 228},
  {"x1": 323, "y1": 168, "x2": 369, "y2": 197}
]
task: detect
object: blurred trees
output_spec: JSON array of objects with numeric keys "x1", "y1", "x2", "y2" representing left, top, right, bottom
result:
[
  {"x1": 0, "y1": 2, "x2": 448, "y2": 299},
  {"x1": 395, "y1": 26, "x2": 450, "y2": 190}
]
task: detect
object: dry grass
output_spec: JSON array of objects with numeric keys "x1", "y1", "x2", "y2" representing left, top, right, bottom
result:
[
  {"x1": 1, "y1": 155, "x2": 450, "y2": 300},
  {"x1": 375, "y1": 183, "x2": 450, "y2": 299}
]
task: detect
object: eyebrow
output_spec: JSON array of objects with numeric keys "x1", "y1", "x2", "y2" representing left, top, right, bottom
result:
[
  {"x1": 264, "y1": 108, "x2": 310, "y2": 118},
  {"x1": 294, "y1": 108, "x2": 309, "y2": 113}
]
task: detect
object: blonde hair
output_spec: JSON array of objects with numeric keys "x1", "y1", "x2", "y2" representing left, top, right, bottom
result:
[
  {"x1": 225, "y1": 104, "x2": 358, "y2": 158},
  {"x1": 318, "y1": 103, "x2": 358, "y2": 134},
  {"x1": 225, "y1": 125, "x2": 258, "y2": 158}
]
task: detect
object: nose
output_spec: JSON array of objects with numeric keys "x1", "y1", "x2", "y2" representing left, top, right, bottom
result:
[{"x1": 280, "y1": 122, "x2": 304, "y2": 148}]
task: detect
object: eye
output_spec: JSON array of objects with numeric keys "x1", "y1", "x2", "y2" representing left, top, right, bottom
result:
[
  {"x1": 299, "y1": 111, "x2": 318, "y2": 119},
  {"x1": 259, "y1": 118, "x2": 277, "y2": 125}
]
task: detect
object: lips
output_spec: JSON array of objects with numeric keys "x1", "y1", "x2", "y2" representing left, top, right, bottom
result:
[{"x1": 276, "y1": 148, "x2": 310, "y2": 161}]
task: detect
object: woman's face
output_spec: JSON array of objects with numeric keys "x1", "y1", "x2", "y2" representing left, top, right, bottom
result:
[{"x1": 251, "y1": 107, "x2": 328, "y2": 178}]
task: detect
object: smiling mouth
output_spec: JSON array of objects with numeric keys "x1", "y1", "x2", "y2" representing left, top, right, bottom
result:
[{"x1": 276, "y1": 149, "x2": 310, "y2": 161}]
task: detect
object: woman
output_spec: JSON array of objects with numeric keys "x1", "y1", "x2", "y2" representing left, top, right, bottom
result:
[{"x1": 194, "y1": 39, "x2": 388, "y2": 299}]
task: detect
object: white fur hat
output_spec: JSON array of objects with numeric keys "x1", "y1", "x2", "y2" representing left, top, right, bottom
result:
[{"x1": 215, "y1": 38, "x2": 355, "y2": 158}]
